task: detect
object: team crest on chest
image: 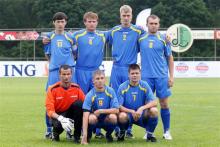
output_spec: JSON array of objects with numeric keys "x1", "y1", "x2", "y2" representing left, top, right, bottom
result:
[
  {"x1": 98, "y1": 99, "x2": 103, "y2": 106},
  {"x1": 57, "y1": 40, "x2": 63, "y2": 47},
  {"x1": 149, "y1": 40, "x2": 154, "y2": 48},
  {"x1": 123, "y1": 32, "x2": 128, "y2": 41},
  {"x1": 88, "y1": 37, "x2": 94, "y2": 45}
]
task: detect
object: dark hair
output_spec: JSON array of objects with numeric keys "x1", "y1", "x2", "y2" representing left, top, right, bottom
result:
[
  {"x1": 147, "y1": 14, "x2": 160, "y2": 23},
  {"x1": 128, "y1": 64, "x2": 140, "y2": 73},
  {"x1": 59, "y1": 64, "x2": 72, "y2": 73},
  {"x1": 53, "y1": 12, "x2": 68, "y2": 21}
]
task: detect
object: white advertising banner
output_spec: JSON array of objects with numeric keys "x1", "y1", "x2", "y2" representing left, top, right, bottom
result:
[
  {"x1": 0, "y1": 61, "x2": 49, "y2": 77},
  {"x1": 174, "y1": 61, "x2": 220, "y2": 78},
  {"x1": 0, "y1": 61, "x2": 220, "y2": 78}
]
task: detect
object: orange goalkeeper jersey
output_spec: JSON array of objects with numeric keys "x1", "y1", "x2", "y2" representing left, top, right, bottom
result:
[{"x1": 45, "y1": 81, "x2": 85, "y2": 117}]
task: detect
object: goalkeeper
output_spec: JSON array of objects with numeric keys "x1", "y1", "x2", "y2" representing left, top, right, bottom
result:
[{"x1": 45, "y1": 65, "x2": 85, "y2": 143}]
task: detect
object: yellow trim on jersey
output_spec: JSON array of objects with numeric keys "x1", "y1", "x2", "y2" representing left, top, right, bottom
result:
[
  {"x1": 157, "y1": 34, "x2": 167, "y2": 46},
  {"x1": 111, "y1": 27, "x2": 121, "y2": 37},
  {"x1": 64, "y1": 33, "x2": 73, "y2": 45},
  {"x1": 139, "y1": 84, "x2": 147, "y2": 93},
  {"x1": 139, "y1": 34, "x2": 148, "y2": 42},
  {"x1": 95, "y1": 32, "x2": 106, "y2": 43},
  {"x1": 75, "y1": 30, "x2": 87, "y2": 41},
  {"x1": 91, "y1": 95, "x2": 96, "y2": 103},
  {"x1": 130, "y1": 26, "x2": 141, "y2": 35},
  {"x1": 50, "y1": 33, "x2": 55, "y2": 40},
  {"x1": 121, "y1": 85, "x2": 130, "y2": 94},
  {"x1": 105, "y1": 89, "x2": 113, "y2": 98}
]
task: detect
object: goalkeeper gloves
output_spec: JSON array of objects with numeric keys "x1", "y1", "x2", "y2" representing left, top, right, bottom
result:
[{"x1": 57, "y1": 115, "x2": 74, "y2": 132}]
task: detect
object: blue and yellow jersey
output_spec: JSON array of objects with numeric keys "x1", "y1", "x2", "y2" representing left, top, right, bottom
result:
[
  {"x1": 72, "y1": 29, "x2": 106, "y2": 70},
  {"x1": 83, "y1": 86, "x2": 119, "y2": 112},
  {"x1": 108, "y1": 24, "x2": 145, "y2": 65},
  {"x1": 139, "y1": 32, "x2": 172, "y2": 78},
  {"x1": 44, "y1": 31, "x2": 75, "y2": 71},
  {"x1": 117, "y1": 80, "x2": 155, "y2": 111}
]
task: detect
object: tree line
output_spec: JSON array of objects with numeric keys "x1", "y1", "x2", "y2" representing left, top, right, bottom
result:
[{"x1": 0, "y1": 0, "x2": 219, "y2": 60}]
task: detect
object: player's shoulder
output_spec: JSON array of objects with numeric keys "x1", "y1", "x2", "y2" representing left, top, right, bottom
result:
[
  {"x1": 139, "y1": 80, "x2": 151, "y2": 91},
  {"x1": 130, "y1": 24, "x2": 145, "y2": 34},
  {"x1": 49, "y1": 81, "x2": 61, "y2": 91},
  {"x1": 64, "y1": 31, "x2": 73, "y2": 37},
  {"x1": 95, "y1": 30, "x2": 106, "y2": 37},
  {"x1": 119, "y1": 80, "x2": 130, "y2": 90},
  {"x1": 73, "y1": 29, "x2": 87, "y2": 37},
  {"x1": 70, "y1": 82, "x2": 80, "y2": 88},
  {"x1": 111, "y1": 25, "x2": 122, "y2": 31},
  {"x1": 104, "y1": 86, "x2": 115, "y2": 98},
  {"x1": 131, "y1": 24, "x2": 143, "y2": 30},
  {"x1": 105, "y1": 86, "x2": 115, "y2": 93},
  {"x1": 157, "y1": 32, "x2": 166, "y2": 40},
  {"x1": 85, "y1": 88, "x2": 95, "y2": 98},
  {"x1": 46, "y1": 31, "x2": 56, "y2": 39}
]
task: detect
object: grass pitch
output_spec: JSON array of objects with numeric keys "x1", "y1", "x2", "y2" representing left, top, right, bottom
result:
[{"x1": 0, "y1": 78, "x2": 220, "y2": 147}]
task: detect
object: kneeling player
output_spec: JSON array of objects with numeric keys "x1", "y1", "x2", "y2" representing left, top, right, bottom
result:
[
  {"x1": 81, "y1": 70, "x2": 119, "y2": 144},
  {"x1": 117, "y1": 64, "x2": 158, "y2": 142}
]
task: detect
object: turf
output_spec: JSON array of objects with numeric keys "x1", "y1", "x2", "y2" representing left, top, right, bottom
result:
[{"x1": 0, "y1": 78, "x2": 220, "y2": 147}]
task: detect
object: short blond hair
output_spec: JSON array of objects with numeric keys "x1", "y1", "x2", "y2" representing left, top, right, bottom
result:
[
  {"x1": 92, "y1": 69, "x2": 105, "y2": 79},
  {"x1": 83, "y1": 11, "x2": 98, "y2": 22},
  {"x1": 120, "y1": 5, "x2": 132, "y2": 14}
]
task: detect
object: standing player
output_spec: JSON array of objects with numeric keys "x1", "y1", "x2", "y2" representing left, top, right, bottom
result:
[
  {"x1": 108, "y1": 5, "x2": 145, "y2": 138},
  {"x1": 81, "y1": 70, "x2": 119, "y2": 144},
  {"x1": 72, "y1": 12, "x2": 107, "y2": 138},
  {"x1": 139, "y1": 14, "x2": 174, "y2": 140},
  {"x1": 45, "y1": 65, "x2": 85, "y2": 143},
  {"x1": 117, "y1": 64, "x2": 158, "y2": 142},
  {"x1": 43, "y1": 12, "x2": 75, "y2": 139}
]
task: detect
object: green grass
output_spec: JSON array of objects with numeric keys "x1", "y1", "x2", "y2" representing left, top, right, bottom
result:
[{"x1": 0, "y1": 78, "x2": 220, "y2": 147}]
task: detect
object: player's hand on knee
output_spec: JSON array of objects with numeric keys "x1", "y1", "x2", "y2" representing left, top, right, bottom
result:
[{"x1": 57, "y1": 115, "x2": 74, "y2": 132}]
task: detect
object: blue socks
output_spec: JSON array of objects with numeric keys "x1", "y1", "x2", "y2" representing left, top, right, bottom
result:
[
  {"x1": 46, "y1": 112, "x2": 52, "y2": 133},
  {"x1": 161, "y1": 108, "x2": 170, "y2": 132},
  {"x1": 146, "y1": 117, "x2": 158, "y2": 137}
]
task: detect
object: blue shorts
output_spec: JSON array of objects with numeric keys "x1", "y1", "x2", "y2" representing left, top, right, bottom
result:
[
  {"x1": 127, "y1": 112, "x2": 148, "y2": 128},
  {"x1": 142, "y1": 77, "x2": 171, "y2": 99},
  {"x1": 74, "y1": 68, "x2": 95, "y2": 94},
  {"x1": 46, "y1": 67, "x2": 75, "y2": 91},
  {"x1": 110, "y1": 64, "x2": 129, "y2": 92}
]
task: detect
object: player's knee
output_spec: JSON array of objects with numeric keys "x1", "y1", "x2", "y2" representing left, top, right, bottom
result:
[
  {"x1": 108, "y1": 114, "x2": 117, "y2": 124},
  {"x1": 149, "y1": 107, "x2": 158, "y2": 117},
  {"x1": 159, "y1": 98, "x2": 169, "y2": 109},
  {"x1": 118, "y1": 112, "x2": 128, "y2": 123},
  {"x1": 89, "y1": 114, "x2": 98, "y2": 125}
]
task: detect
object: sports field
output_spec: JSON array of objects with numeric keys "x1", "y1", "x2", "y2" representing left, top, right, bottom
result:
[{"x1": 0, "y1": 78, "x2": 220, "y2": 147}]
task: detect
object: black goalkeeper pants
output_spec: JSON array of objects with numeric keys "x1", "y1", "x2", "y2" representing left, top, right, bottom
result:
[{"x1": 51, "y1": 100, "x2": 83, "y2": 140}]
